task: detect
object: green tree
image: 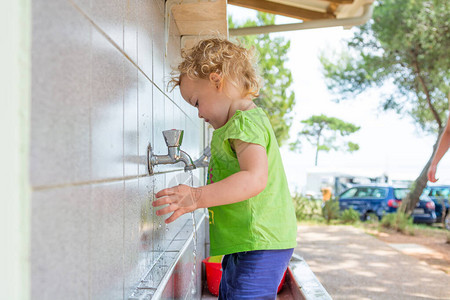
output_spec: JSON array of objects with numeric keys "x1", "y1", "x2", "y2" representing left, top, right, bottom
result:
[
  {"x1": 320, "y1": 0, "x2": 450, "y2": 214},
  {"x1": 290, "y1": 114, "x2": 360, "y2": 166},
  {"x1": 229, "y1": 13, "x2": 295, "y2": 146}
]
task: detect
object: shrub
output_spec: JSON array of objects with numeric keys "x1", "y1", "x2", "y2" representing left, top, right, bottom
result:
[
  {"x1": 340, "y1": 208, "x2": 360, "y2": 224},
  {"x1": 365, "y1": 212, "x2": 380, "y2": 224},
  {"x1": 292, "y1": 193, "x2": 322, "y2": 221},
  {"x1": 322, "y1": 200, "x2": 340, "y2": 224},
  {"x1": 380, "y1": 212, "x2": 413, "y2": 234},
  {"x1": 380, "y1": 213, "x2": 396, "y2": 228}
]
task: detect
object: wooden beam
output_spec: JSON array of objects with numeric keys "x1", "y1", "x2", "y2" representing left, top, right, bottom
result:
[
  {"x1": 228, "y1": 0, "x2": 335, "y2": 21},
  {"x1": 318, "y1": 0, "x2": 354, "y2": 4},
  {"x1": 171, "y1": 1, "x2": 228, "y2": 36},
  {"x1": 327, "y1": 2, "x2": 339, "y2": 15}
]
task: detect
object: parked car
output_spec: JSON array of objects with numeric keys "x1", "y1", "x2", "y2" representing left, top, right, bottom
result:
[
  {"x1": 338, "y1": 184, "x2": 436, "y2": 224},
  {"x1": 423, "y1": 185, "x2": 450, "y2": 230}
]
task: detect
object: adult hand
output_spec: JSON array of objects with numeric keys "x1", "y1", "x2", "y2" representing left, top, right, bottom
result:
[
  {"x1": 153, "y1": 184, "x2": 202, "y2": 224},
  {"x1": 427, "y1": 164, "x2": 438, "y2": 182}
]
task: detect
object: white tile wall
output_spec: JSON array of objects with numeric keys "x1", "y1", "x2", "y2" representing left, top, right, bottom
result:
[
  {"x1": 137, "y1": 0, "x2": 153, "y2": 80},
  {"x1": 124, "y1": 0, "x2": 138, "y2": 63},
  {"x1": 124, "y1": 58, "x2": 139, "y2": 177},
  {"x1": 90, "y1": 182, "x2": 125, "y2": 300},
  {"x1": 31, "y1": 186, "x2": 90, "y2": 300},
  {"x1": 91, "y1": 29, "x2": 125, "y2": 181},
  {"x1": 31, "y1": 0, "x2": 92, "y2": 187},
  {"x1": 137, "y1": 72, "x2": 153, "y2": 176},
  {"x1": 30, "y1": 0, "x2": 207, "y2": 299},
  {"x1": 123, "y1": 179, "x2": 144, "y2": 299},
  {"x1": 91, "y1": 0, "x2": 124, "y2": 49}
]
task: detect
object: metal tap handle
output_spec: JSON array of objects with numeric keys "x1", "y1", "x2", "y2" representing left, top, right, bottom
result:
[{"x1": 162, "y1": 129, "x2": 184, "y2": 147}]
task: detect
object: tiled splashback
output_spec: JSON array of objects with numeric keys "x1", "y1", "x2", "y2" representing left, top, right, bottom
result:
[{"x1": 30, "y1": 0, "x2": 207, "y2": 299}]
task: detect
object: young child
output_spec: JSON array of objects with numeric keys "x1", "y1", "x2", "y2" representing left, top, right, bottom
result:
[{"x1": 152, "y1": 37, "x2": 297, "y2": 299}]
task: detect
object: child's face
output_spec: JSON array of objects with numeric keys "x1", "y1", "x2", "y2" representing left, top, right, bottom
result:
[{"x1": 179, "y1": 75, "x2": 231, "y2": 129}]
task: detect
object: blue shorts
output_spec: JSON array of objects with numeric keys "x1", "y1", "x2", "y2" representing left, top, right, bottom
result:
[{"x1": 218, "y1": 248, "x2": 294, "y2": 300}]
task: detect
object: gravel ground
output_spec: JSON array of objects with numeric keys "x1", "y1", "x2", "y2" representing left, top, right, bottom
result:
[{"x1": 295, "y1": 225, "x2": 450, "y2": 300}]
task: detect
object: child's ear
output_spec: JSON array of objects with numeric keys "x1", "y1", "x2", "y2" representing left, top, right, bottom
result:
[{"x1": 209, "y1": 73, "x2": 223, "y2": 91}]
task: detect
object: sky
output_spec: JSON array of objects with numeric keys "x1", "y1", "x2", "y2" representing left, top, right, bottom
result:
[{"x1": 228, "y1": 5, "x2": 450, "y2": 193}]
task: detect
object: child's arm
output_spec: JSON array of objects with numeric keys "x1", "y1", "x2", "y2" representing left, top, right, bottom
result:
[
  {"x1": 428, "y1": 118, "x2": 450, "y2": 182},
  {"x1": 153, "y1": 140, "x2": 268, "y2": 224}
]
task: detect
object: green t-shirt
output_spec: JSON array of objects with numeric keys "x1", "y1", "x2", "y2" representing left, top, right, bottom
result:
[{"x1": 207, "y1": 107, "x2": 298, "y2": 256}]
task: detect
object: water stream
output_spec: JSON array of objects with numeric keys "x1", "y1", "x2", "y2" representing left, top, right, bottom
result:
[{"x1": 188, "y1": 170, "x2": 198, "y2": 295}]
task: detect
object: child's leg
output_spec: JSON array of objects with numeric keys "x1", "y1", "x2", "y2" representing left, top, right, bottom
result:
[{"x1": 219, "y1": 248, "x2": 294, "y2": 300}]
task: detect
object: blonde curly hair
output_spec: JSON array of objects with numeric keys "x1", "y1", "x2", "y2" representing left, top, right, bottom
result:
[{"x1": 169, "y1": 37, "x2": 261, "y2": 99}]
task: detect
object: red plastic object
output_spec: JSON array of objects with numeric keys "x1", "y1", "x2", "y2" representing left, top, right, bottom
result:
[
  {"x1": 277, "y1": 269, "x2": 287, "y2": 293},
  {"x1": 203, "y1": 257, "x2": 222, "y2": 296},
  {"x1": 202, "y1": 257, "x2": 286, "y2": 296}
]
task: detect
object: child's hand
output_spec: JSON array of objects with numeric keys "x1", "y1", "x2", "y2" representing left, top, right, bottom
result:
[
  {"x1": 427, "y1": 164, "x2": 438, "y2": 182},
  {"x1": 153, "y1": 184, "x2": 202, "y2": 224}
]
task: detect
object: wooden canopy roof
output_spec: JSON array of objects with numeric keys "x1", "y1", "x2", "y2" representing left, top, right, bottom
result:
[
  {"x1": 169, "y1": 0, "x2": 373, "y2": 47},
  {"x1": 228, "y1": 0, "x2": 373, "y2": 21}
]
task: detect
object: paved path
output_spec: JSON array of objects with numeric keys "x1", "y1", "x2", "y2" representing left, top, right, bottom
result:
[{"x1": 295, "y1": 225, "x2": 450, "y2": 300}]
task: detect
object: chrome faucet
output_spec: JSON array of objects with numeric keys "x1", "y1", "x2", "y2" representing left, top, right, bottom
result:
[
  {"x1": 193, "y1": 146, "x2": 211, "y2": 168},
  {"x1": 147, "y1": 129, "x2": 195, "y2": 175}
]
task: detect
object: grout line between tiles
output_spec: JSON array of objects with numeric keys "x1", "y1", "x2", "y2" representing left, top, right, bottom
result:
[{"x1": 32, "y1": 167, "x2": 192, "y2": 191}]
